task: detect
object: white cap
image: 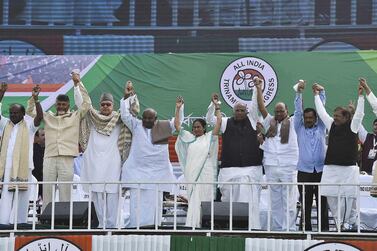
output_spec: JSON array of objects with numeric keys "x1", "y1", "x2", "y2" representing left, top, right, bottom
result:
[{"x1": 70, "y1": 69, "x2": 80, "y2": 76}]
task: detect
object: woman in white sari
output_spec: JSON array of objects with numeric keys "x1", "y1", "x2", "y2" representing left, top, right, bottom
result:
[{"x1": 174, "y1": 96, "x2": 221, "y2": 227}]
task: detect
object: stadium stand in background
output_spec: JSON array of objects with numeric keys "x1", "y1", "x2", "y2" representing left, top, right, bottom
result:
[{"x1": 0, "y1": 0, "x2": 376, "y2": 54}]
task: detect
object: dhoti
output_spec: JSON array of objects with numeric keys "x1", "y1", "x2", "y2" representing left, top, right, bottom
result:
[
  {"x1": 218, "y1": 166, "x2": 263, "y2": 229},
  {"x1": 321, "y1": 165, "x2": 359, "y2": 228}
]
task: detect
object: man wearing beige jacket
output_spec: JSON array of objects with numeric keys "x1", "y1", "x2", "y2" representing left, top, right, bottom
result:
[{"x1": 27, "y1": 70, "x2": 91, "y2": 212}]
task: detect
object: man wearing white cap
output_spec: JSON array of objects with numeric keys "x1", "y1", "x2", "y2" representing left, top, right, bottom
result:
[
  {"x1": 79, "y1": 89, "x2": 139, "y2": 228},
  {"x1": 27, "y1": 70, "x2": 91, "y2": 212}
]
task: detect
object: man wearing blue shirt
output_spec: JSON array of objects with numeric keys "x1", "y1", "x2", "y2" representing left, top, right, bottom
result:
[{"x1": 294, "y1": 81, "x2": 329, "y2": 231}]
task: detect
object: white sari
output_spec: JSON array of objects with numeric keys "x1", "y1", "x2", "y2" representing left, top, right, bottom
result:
[{"x1": 175, "y1": 130, "x2": 219, "y2": 227}]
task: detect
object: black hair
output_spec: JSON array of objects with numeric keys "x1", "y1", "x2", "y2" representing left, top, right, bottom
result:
[
  {"x1": 303, "y1": 107, "x2": 317, "y2": 117},
  {"x1": 373, "y1": 118, "x2": 377, "y2": 124},
  {"x1": 334, "y1": 106, "x2": 351, "y2": 121},
  {"x1": 192, "y1": 118, "x2": 207, "y2": 133},
  {"x1": 56, "y1": 94, "x2": 70, "y2": 102}
]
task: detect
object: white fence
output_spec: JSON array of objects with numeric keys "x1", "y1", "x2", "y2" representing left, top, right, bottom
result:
[{"x1": 1, "y1": 177, "x2": 377, "y2": 236}]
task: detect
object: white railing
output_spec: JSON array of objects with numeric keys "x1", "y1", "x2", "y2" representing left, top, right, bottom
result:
[
  {"x1": 2, "y1": 0, "x2": 377, "y2": 28},
  {"x1": 1, "y1": 179, "x2": 377, "y2": 236}
]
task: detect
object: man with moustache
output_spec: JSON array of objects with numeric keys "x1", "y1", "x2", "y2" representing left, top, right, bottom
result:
[
  {"x1": 294, "y1": 81, "x2": 329, "y2": 231},
  {"x1": 79, "y1": 88, "x2": 138, "y2": 228},
  {"x1": 314, "y1": 79, "x2": 365, "y2": 230}
]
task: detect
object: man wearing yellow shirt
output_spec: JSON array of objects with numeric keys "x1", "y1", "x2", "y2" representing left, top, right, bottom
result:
[{"x1": 27, "y1": 70, "x2": 91, "y2": 212}]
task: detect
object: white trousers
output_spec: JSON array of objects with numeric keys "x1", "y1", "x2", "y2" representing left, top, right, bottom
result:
[
  {"x1": 327, "y1": 196, "x2": 357, "y2": 228},
  {"x1": 264, "y1": 165, "x2": 297, "y2": 231},
  {"x1": 0, "y1": 170, "x2": 31, "y2": 224},
  {"x1": 218, "y1": 166, "x2": 263, "y2": 229},
  {"x1": 126, "y1": 188, "x2": 163, "y2": 228},
  {"x1": 42, "y1": 156, "x2": 74, "y2": 212},
  {"x1": 92, "y1": 192, "x2": 119, "y2": 228}
]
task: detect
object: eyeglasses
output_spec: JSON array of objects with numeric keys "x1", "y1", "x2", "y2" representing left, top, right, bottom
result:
[{"x1": 100, "y1": 102, "x2": 112, "y2": 107}]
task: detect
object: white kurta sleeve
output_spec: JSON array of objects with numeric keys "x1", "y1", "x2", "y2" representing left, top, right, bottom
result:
[
  {"x1": 262, "y1": 113, "x2": 273, "y2": 131},
  {"x1": 206, "y1": 102, "x2": 216, "y2": 126},
  {"x1": 314, "y1": 94, "x2": 333, "y2": 130},
  {"x1": 246, "y1": 86, "x2": 258, "y2": 130},
  {"x1": 358, "y1": 124, "x2": 368, "y2": 144},
  {"x1": 366, "y1": 92, "x2": 377, "y2": 117},
  {"x1": 120, "y1": 95, "x2": 139, "y2": 132},
  {"x1": 74, "y1": 85, "x2": 83, "y2": 108},
  {"x1": 206, "y1": 101, "x2": 228, "y2": 132},
  {"x1": 351, "y1": 96, "x2": 365, "y2": 133}
]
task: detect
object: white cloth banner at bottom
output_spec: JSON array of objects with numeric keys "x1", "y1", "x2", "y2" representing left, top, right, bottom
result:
[
  {"x1": 92, "y1": 235, "x2": 170, "y2": 251},
  {"x1": 245, "y1": 238, "x2": 322, "y2": 251},
  {"x1": 0, "y1": 237, "x2": 14, "y2": 251}
]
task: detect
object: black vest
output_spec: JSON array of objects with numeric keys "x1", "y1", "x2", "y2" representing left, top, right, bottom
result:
[
  {"x1": 221, "y1": 117, "x2": 263, "y2": 168},
  {"x1": 324, "y1": 121, "x2": 358, "y2": 166},
  {"x1": 361, "y1": 133, "x2": 377, "y2": 174}
]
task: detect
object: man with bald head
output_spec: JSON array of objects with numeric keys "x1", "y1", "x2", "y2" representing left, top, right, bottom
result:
[
  {"x1": 120, "y1": 81, "x2": 182, "y2": 228},
  {"x1": 0, "y1": 83, "x2": 43, "y2": 224},
  {"x1": 79, "y1": 91, "x2": 137, "y2": 228},
  {"x1": 206, "y1": 84, "x2": 263, "y2": 230},
  {"x1": 255, "y1": 78, "x2": 299, "y2": 231}
]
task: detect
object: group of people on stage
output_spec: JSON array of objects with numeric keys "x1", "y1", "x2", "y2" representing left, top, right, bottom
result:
[{"x1": 0, "y1": 71, "x2": 377, "y2": 231}]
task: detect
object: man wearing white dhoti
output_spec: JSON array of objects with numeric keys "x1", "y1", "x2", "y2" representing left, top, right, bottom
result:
[
  {"x1": 175, "y1": 96, "x2": 221, "y2": 228},
  {"x1": 206, "y1": 81, "x2": 264, "y2": 230},
  {"x1": 0, "y1": 83, "x2": 42, "y2": 224},
  {"x1": 79, "y1": 90, "x2": 138, "y2": 228},
  {"x1": 120, "y1": 81, "x2": 180, "y2": 228},
  {"x1": 314, "y1": 80, "x2": 364, "y2": 230},
  {"x1": 255, "y1": 77, "x2": 299, "y2": 231}
]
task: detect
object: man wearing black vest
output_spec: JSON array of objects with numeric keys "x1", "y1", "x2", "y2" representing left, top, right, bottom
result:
[
  {"x1": 314, "y1": 79, "x2": 365, "y2": 231},
  {"x1": 206, "y1": 87, "x2": 263, "y2": 230},
  {"x1": 255, "y1": 77, "x2": 299, "y2": 231}
]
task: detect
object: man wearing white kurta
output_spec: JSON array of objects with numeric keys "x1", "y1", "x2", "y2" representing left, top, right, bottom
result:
[
  {"x1": 0, "y1": 83, "x2": 43, "y2": 224},
  {"x1": 120, "y1": 82, "x2": 179, "y2": 228},
  {"x1": 359, "y1": 80, "x2": 377, "y2": 197},
  {"x1": 79, "y1": 92, "x2": 136, "y2": 228},
  {"x1": 314, "y1": 81, "x2": 364, "y2": 230},
  {"x1": 255, "y1": 78, "x2": 299, "y2": 231},
  {"x1": 206, "y1": 88, "x2": 263, "y2": 230}
]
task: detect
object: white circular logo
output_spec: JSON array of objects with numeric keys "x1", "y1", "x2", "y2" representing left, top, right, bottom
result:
[
  {"x1": 18, "y1": 238, "x2": 81, "y2": 251},
  {"x1": 305, "y1": 242, "x2": 361, "y2": 251},
  {"x1": 220, "y1": 57, "x2": 278, "y2": 108}
]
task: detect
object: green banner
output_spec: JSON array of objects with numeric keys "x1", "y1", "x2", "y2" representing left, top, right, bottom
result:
[{"x1": 1, "y1": 52, "x2": 377, "y2": 129}]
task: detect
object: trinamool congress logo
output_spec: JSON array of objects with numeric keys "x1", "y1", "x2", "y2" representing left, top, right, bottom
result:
[{"x1": 220, "y1": 57, "x2": 278, "y2": 108}]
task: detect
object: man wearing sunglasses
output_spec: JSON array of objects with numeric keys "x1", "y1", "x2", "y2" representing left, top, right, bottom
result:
[{"x1": 79, "y1": 83, "x2": 139, "y2": 228}]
